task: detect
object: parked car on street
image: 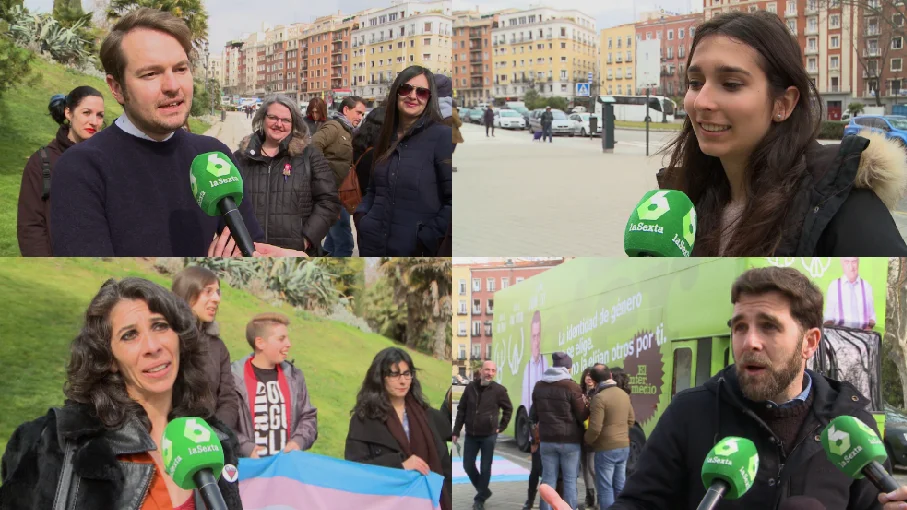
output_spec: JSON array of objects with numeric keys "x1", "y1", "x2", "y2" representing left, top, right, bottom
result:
[
  {"x1": 843, "y1": 115, "x2": 907, "y2": 144},
  {"x1": 568, "y1": 112, "x2": 600, "y2": 137},
  {"x1": 469, "y1": 108, "x2": 484, "y2": 124},
  {"x1": 885, "y1": 404, "x2": 907, "y2": 469},
  {"x1": 494, "y1": 108, "x2": 527, "y2": 129},
  {"x1": 528, "y1": 108, "x2": 576, "y2": 136}
]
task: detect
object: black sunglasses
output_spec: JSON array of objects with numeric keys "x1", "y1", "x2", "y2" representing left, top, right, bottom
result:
[{"x1": 397, "y1": 83, "x2": 431, "y2": 100}]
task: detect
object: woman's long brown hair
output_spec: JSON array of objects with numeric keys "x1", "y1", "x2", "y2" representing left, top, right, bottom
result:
[{"x1": 661, "y1": 11, "x2": 823, "y2": 255}]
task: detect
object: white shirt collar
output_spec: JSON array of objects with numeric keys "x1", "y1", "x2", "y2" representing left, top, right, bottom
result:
[{"x1": 115, "y1": 114, "x2": 175, "y2": 142}]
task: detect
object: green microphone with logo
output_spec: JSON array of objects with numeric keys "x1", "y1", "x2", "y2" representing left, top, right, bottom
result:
[
  {"x1": 161, "y1": 417, "x2": 229, "y2": 510},
  {"x1": 624, "y1": 190, "x2": 696, "y2": 257},
  {"x1": 821, "y1": 415, "x2": 899, "y2": 493},
  {"x1": 697, "y1": 436, "x2": 759, "y2": 510},
  {"x1": 190, "y1": 152, "x2": 255, "y2": 256}
]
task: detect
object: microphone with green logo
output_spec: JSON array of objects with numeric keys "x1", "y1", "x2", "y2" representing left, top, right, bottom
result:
[
  {"x1": 821, "y1": 415, "x2": 899, "y2": 493},
  {"x1": 161, "y1": 417, "x2": 228, "y2": 510},
  {"x1": 190, "y1": 152, "x2": 255, "y2": 256},
  {"x1": 697, "y1": 436, "x2": 759, "y2": 510},
  {"x1": 624, "y1": 190, "x2": 696, "y2": 257}
]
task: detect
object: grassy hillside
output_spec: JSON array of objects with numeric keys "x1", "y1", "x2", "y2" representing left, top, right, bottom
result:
[
  {"x1": 0, "y1": 258, "x2": 450, "y2": 461},
  {"x1": 0, "y1": 55, "x2": 211, "y2": 257}
]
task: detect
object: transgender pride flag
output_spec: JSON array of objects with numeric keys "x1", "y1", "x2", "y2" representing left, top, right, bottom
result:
[{"x1": 238, "y1": 450, "x2": 444, "y2": 510}]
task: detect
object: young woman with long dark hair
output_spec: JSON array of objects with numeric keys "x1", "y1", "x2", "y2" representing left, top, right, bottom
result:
[
  {"x1": 355, "y1": 65, "x2": 453, "y2": 256},
  {"x1": 660, "y1": 11, "x2": 907, "y2": 256}
]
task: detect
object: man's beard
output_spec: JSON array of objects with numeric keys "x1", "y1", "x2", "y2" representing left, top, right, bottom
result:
[
  {"x1": 480, "y1": 378, "x2": 492, "y2": 386},
  {"x1": 736, "y1": 345, "x2": 803, "y2": 403}
]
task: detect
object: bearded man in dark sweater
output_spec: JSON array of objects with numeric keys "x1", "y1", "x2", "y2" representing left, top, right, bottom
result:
[
  {"x1": 50, "y1": 9, "x2": 301, "y2": 257},
  {"x1": 611, "y1": 267, "x2": 896, "y2": 510}
]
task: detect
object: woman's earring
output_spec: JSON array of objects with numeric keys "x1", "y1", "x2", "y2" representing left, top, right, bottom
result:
[{"x1": 777, "y1": 114, "x2": 782, "y2": 120}]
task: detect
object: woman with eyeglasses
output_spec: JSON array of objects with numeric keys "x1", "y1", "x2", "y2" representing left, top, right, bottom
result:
[
  {"x1": 355, "y1": 65, "x2": 453, "y2": 256},
  {"x1": 345, "y1": 347, "x2": 451, "y2": 510},
  {"x1": 234, "y1": 94, "x2": 340, "y2": 256}
]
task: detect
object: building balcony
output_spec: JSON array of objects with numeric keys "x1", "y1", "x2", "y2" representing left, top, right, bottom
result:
[
  {"x1": 863, "y1": 69, "x2": 880, "y2": 78},
  {"x1": 627, "y1": 55, "x2": 633, "y2": 62},
  {"x1": 661, "y1": 69, "x2": 674, "y2": 76},
  {"x1": 332, "y1": 60, "x2": 342, "y2": 67},
  {"x1": 606, "y1": 59, "x2": 612, "y2": 64},
  {"x1": 805, "y1": 26, "x2": 819, "y2": 35},
  {"x1": 615, "y1": 75, "x2": 623, "y2": 80},
  {"x1": 807, "y1": 68, "x2": 819, "y2": 75},
  {"x1": 471, "y1": 69, "x2": 484, "y2": 76},
  {"x1": 805, "y1": 47, "x2": 819, "y2": 55},
  {"x1": 472, "y1": 308, "x2": 482, "y2": 315},
  {"x1": 864, "y1": 48, "x2": 881, "y2": 57},
  {"x1": 785, "y1": 9, "x2": 798, "y2": 17},
  {"x1": 332, "y1": 47, "x2": 343, "y2": 55},
  {"x1": 470, "y1": 33, "x2": 482, "y2": 40},
  {"x1": 805, "y1": 5, "x2": 818, "y2": 14},
  {"x1": 616, "y1": 56, "x2": 623, "y2": 62},
  {"x1": 866, "y1": 27, "x2": 881, "y2": 36}
]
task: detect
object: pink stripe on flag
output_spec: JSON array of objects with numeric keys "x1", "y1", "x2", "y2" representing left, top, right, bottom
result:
[{"x1": 240, "y1": 475, "x2": 440, "y2": 510}]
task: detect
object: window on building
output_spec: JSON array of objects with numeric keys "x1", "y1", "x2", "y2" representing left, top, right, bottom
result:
[
  {"x1": 830, "y1": 35, "x2": 840, "y2": 49},
  {"x1": 472, "y1": 344, "x2": 481, "y2": 357},
  {"x1": 458, "y1": 321, "x2": 467, "y2": 336},
  {"x1": 830, "y1": 56, "x2": 839, "y2": 69},
  {"x1": 472, "y1": 278, "x2": 481, "y2": 291},
  {"x1": 896, "y1": 14, "x2": 905, "y2": 26},
  {"x1": 894, "y1": 37, "x2": 904, "y2": 50},
  {"x1": 472, "y1": 321, "x2": 481, "y2": 336},
  {"x1": 459, "y1": 300, "x2": 468, "y2": 314},
  {"x1": 892, "y1": 58, "x2": 903, "y2": 72},
  {"x1": 486, "y1": 278, "x2": 496, "y2": 292},
  {"x1": 830, "y1": 14, "x2": 840, "y2": 28},
  {"x1": 668, "y1": 29, "x2": 674, "y2": 40}
]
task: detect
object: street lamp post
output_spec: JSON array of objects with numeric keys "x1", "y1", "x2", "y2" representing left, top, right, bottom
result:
[
  {"x1": 203, "y1": 41, "x2": 212, "y2": 116},
  {"x1": 660, "y1": 13, "x2": 667, "y2": 123}
]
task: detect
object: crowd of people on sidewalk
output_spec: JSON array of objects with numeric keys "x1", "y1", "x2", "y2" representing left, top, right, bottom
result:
[
  {"x1": 15, "y1": 7, "x2": 453, "y2": 258},
  {"x1": 0, "y1": 270, "x2": 452, "y2": 509}
]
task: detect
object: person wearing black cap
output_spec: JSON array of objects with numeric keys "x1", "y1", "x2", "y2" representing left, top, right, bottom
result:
[{"x1": 530, "y1": 352, "x2": 589, "y2": 510}]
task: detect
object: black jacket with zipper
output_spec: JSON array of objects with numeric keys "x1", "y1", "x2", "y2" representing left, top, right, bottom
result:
[
  {"x1": 657, "y1": 131, "x2": 907, "y2": 256},
  {"x1": 234, "y1": 131, "x2": 340, "y2": 255},
  {"x1": 610, "y1": 366, "x2": 887, "y2": 510},
  {"x1": 0, "y1": 403, "x2": 243, "y2": 510},
  {"x1": 452, "y1": 381, "x2": 513, "y2": 438}
]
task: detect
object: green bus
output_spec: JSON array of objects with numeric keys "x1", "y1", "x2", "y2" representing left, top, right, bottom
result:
[{"x1": 490, "y1": 258, "x2": 888, "y2": 474}]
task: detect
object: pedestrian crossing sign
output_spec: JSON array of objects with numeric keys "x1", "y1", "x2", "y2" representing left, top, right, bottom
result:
[{"x1": 576, "y1": 83, "x2": 590, "y2": 96}]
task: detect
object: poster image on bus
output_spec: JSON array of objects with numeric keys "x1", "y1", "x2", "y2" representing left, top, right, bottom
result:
[{"x1": 490, "y1": 257, "x2": 887, "y2": 460}]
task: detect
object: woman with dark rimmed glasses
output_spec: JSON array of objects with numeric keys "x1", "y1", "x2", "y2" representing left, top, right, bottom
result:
[
  {"x1": 345, "y1": 347, "x2": 452, "y2": 510},
  {"x1": 354, "y1": 65, "x2": 453, "y2": 256}
]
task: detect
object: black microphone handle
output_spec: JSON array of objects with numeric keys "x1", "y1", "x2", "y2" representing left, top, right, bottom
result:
[
  {"x1": 696, "y1": 480, "x2": 730, "y2": 510},
  {"x1": 192, "y1": 468, "x2": 228, "y2": 510},
  {"x1": 217, "y1": 196, "x2": 255, "y2": 257},
  {"x1": 862, "y1": 460, "x2": 900, "y2": 494}
]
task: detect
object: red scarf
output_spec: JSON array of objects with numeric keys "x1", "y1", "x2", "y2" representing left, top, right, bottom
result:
[{"x1": 243, "y1": 358, "x2": 293, "y2": 436}]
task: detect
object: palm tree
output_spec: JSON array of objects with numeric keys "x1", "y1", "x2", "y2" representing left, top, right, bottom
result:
[
  {"x1": 380, "y1": 257, "x2": 452, "y2": 360},
  {"x1": 106, "y1": 0, "x2": 208, "y2": 54}
]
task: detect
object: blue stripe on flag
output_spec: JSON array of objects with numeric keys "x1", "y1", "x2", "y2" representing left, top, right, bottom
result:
[
  {"x1": 454, "y1": 474, "x2": 529, "y2": 484},
  {"x1": 238, "y1": 450, "x2": 444, "y2": 502}
]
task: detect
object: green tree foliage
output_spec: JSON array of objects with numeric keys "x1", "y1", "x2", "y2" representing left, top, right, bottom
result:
[
  {"x1": 378, "y1": 258, "x2": 451, "y2": 359},
  {"x1": 847, "y1": 102, "x2": 865, "y2": 117},
  {"x1": 0, "y1": 33, "x2": 34, "y2": 98},
  {"x1": 9, "y1": 6, "x2": 90, "y2": 66},
  {"x1": 106, "y1": 0, "x2": 208, "y2": 55}
]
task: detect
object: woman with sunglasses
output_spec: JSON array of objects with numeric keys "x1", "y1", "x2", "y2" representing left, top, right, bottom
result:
[
  {"x1": 659, "y1": 12, "x2": 907, "y2": 256},
  {"x1": 233, "y1": 94, "x2": 340, "y2": 256},
  {"x1": 345, "y1": 347, "x2": 451, "y2": 510},
  {"x1": 355, "y1": 66, "x2": 453, "y2": 256}
]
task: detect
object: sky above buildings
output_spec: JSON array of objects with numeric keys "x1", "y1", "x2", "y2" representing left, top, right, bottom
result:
[{"x1": 25, "y1": 0, "x2": 700, "y2": 54}]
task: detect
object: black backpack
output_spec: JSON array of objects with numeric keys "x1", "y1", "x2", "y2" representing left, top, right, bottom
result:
[{"x1": 39, "y1": 146, "x2": 51, "y2": 201}]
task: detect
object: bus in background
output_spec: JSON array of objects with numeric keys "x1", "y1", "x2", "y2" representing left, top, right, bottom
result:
[
  {"x1": 491, "y1": 258, "x2": 888, "y2": 475},
  {"x1": 595, "y1": 94, "x2": 677, "y2": 122}
]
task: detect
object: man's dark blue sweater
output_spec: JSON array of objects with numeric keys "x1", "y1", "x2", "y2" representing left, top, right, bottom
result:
[{"x1": 51, "y1": 122, "x2": 264, "y2": 256}]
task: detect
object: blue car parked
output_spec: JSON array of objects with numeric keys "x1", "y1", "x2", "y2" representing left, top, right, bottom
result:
[{"x1": 843, "y1": 115, "x2": 907, "y2": 145}]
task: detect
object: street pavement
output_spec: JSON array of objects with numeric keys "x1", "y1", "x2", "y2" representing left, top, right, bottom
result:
[
  {"x1": 451, "y1": 398, "x2": 907, "y2": 510},
  {"x1": 453, "y1": 121, "x2": 907, "y2": 256},
  {"x1": 204, "y1": 111, "x2": 360, "y2": 256},
  {"x1": 452, "y1": 123, "x2": 667, "y2": 257}
]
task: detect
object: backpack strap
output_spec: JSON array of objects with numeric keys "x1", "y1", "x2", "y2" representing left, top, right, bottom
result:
[
  {"x1": 39, "y1": 147, "x2": 52, "y2": 201},
  {"x1": 53, "y1": 428, "x2": 77, "y2": 510}
]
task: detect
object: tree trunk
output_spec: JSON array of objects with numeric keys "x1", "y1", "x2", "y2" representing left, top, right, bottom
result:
[
  {"x1": 405, "y1": 293, "x2": 420, "y2": 348},
  {"x1": 432, "y1": 319, "x2": 447, "y2": 359},
  {"x1": 884, "y1": 258, "x2": 907, "y2": 405}
]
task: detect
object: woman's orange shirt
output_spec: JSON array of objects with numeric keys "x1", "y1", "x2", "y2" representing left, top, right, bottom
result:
[{"x1": 118, "y1": 452, "x2": 195, "y2": 510}]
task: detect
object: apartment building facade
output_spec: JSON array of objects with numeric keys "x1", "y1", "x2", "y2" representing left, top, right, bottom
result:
[
  {"x1": 453, "y1": 10, "x2": 498, "y2": 107},
  {"x1": 635, "y1": 12, "x2": 702, "y2": 97},
  {"x1": 350, "y1": 0, "x2": 453, "y2": 103},
  {"x1": 453, "y1": 265, "x2": 471, "y2": 376},
  {"x1": 491, "y1": 7, "x2": 598, "y2": 99},
  {"x1": 600, "y1": 23, "x2": 636, "y2": 96}
]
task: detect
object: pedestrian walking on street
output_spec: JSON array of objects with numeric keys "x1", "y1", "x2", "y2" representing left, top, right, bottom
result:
[
  {"x1": 345, "y1": 347, "x2": 452, "y2": 510},
  {"x1": 483, "y1": 105, "x2": 495, "y2": 137},
  {"x1": 530, "y1": 352, "x2": 589, "y2": 510},
  {"x1": 584, "y1": 366, "x2": 635, "y2": 510},
  {"x1": 355, "y1": 65, "x2": 453, "y2": 256},
  {"x1": 234, "y1": 94, "x2": 340, "y2": 255},
  {"x1": 523, "y1": 403, "x2": 543, "y2": 510},
  {"x1": 312, "y1": 95, "x2": 367, "y2": 256},
  {"x1": 453, "y1": 361, "x2": 514, "y2": 510},
  {"x1": 658, "y1": 11, "x2": 907, "y2": 256},
  {"x1": 540, "y1": 106, "x2": 554, "y2": 143}
]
